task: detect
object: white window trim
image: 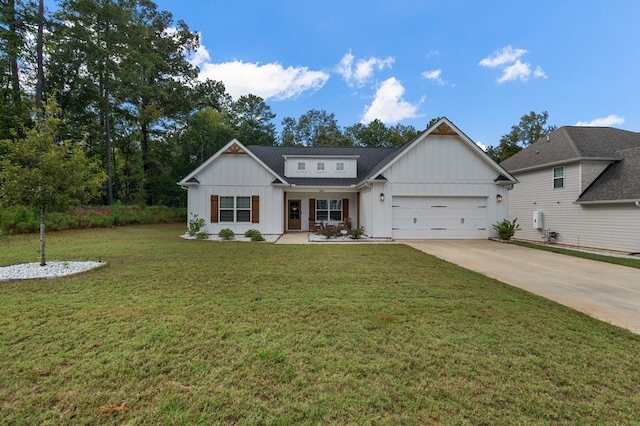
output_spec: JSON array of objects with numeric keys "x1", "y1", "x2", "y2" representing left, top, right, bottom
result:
[
  {"x1": 553, "y1": 166, "x2": 565, "y2": 189},
  {"x1": 316, "y1": 199, "x2": 342, "y2": 222},
  {"x1": 219, "y1": 196, "x2": 251, "y2": 223}
]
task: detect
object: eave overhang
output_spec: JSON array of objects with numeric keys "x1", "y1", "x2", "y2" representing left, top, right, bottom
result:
[{"x1": 507, "y1": 157, "x2": 620, "y2": 175}]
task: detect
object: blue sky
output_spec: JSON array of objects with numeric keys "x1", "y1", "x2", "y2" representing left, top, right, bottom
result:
[{"x1": 59, "y1": 0, "x2": 640, "y2": 148}]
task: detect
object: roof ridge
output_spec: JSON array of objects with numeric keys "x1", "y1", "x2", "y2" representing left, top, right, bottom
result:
[{"x1": 559, "y1": 127, "x2": 584, "y2": 157}]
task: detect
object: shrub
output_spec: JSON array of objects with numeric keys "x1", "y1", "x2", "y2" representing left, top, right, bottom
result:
[
  {"x1": 319, "y1": 223, "x2": 340, "y2": 239},
  {"x1": 349, "y1": 226, "x2": 366, "y2": 239},
  {"x1": 245, "y1": 229, "x2": 265, "y2": 242},
  {"x1": 196, "y1": 231, "x2": 209, "y2": 240},
  {"x1": 218, "y1": 228, "x2": 235, "y2": 240},
  {"x1": 244, "y1": 229, "x2": 260, "y2": 238},
  {"x1": 251, "y1": 233, "x2": 265, "y2": 242},
  {"x1": 493, "y1": 218, "x2": 521, "y2": 240},
  {"x1": 0, "y1": 205, "x2": 186, "y2": 235},
  {"x1": 187, "y1": 213, "x2": 206, "y2": 236}
]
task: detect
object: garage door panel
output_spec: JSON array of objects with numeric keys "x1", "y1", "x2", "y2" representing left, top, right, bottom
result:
[{"x1": 392, "y1": 196, "x2": 488, "y2": 239}]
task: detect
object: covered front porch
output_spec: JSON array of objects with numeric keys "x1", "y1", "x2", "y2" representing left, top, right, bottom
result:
[{"x1": 283, "y1": 189, "x2": 360, "y2": 233}]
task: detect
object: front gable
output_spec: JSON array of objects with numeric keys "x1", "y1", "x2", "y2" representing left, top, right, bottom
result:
[
  {"x1": 366, "y1": 118, "x2": 517, "y2": 186},
  {"x1": 178, "y1": 139, "x2": 285, "y2": 187}
]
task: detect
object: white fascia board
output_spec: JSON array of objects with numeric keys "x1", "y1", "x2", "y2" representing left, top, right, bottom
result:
[
  {"x1": 177, "y1": 139, "x2": 288, "y2": 186},
  {"x1": 370, "y1": 117, "x2": 518, "y2": 184},
  {"x1": 508, "y1": 157, "x2": 619, "y2": 175}
]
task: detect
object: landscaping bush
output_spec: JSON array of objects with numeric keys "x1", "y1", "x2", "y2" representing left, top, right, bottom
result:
[
  {"x1": 319, "y1": 223, "x2": 340, "y2": 238},
  {"x1": 492, "y1": 218, "x2": 521, "y2": 240},
  {"x1": 218, "y1": 228, "x2": 235, "y2": 240},
  {"x1": 349, "y1": 226, "x2": 366, "y2": 239},
  {"x1": 245, "y1": 229, "x2": 265, "y2": 241},
  {"x1": 187, "y1": 213, "x2": 206, "y2": 236},
  {"x1": 251, "y1": 233, "x2": 265, "y2": 242}
]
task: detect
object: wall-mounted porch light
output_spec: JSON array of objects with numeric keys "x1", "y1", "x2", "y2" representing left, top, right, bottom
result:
[
  {"x1": 496, "y1": 194, "x2": 503, "y2": 203},
  {"x1": 380, "y1": 193, "x2": 385, "y2": 202}
]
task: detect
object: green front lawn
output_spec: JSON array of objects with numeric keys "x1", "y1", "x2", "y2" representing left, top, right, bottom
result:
[{"x1": 1, "y1": 224, "x2": 639, "y2": 424}]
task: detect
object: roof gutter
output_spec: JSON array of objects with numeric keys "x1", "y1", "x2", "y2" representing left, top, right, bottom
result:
[
  {"x1": 356, "y1": 179, "x2": 387, "y2": 189},
  {"x1": 507, "y1": 157, "x2": 620, "y2": 174},
  {"x1": 575, "y1": 198, "x2": 640, "y2": 205}
]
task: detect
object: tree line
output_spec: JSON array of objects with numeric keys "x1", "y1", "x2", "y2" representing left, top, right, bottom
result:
[
  {"x1": 0, "y1": 0, "x2": 428, "y2": 208},
  {"x1": 1, "y1": 0, "x2": 555, "y2": 208}
]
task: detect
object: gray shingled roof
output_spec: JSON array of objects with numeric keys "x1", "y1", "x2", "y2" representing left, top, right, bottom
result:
[
  {"x1": 577, "y1": 147, "x2": 640, "y2": 202},
  {"x1": 245, "y1": 145, "x2": 398, "y2": 186},
  {"x1": 500, "y1": 126, "x2": 640, "y2": 202},
  {"x1": 500, "y1": 126, "x2": 640, "y2": 172}
]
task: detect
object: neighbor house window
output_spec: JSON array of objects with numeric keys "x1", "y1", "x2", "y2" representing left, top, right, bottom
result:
[
  {"x1": 336, "y1": 162, "x2": 344, "y2": 171},
  {"x1": 553, "y1": 166, "x2": 564, "y2": 188},
  {"x1": 317, "y1": 162, "x2": 325, "y2": 171},
  {"x1": 297, "y1": 162, "x2": 306, "y2": 171},
  {"x1": 219, "y1": 196, "x2": 251, "y2": 222},
  {"x1": 316, "y1": 199, "x2": 342, "y2": 221}
]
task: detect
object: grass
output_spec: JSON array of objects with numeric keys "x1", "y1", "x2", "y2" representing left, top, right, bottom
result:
[
  {"x1": 1, "y1": 224, "x2": 639, "y2": 424},
  {"x1": 517, "y1": 241, "x2": 640, "y2": 269}
]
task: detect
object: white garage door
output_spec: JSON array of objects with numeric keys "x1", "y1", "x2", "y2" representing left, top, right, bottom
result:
[{"x1": 392, "y1": 196, "x2": 488, "y2": 239}]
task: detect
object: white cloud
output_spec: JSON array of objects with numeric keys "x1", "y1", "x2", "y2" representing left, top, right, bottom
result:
[
  {"x1": 361, "y1": 78, "x2": 422, "y2": 124},
  {"x1": 335, "y1": 51, "x2": 394, "y2": 87},
  {"x1": 534, "y1": 66, "x2": 547, "y2": 79},
  {"x1": 421, "y1": 69, "x2": 445, "y2": 85},
  {"x1": 479, "y1": 45, "x2": 527, "y2": 68},
  {"x1": 476, "y1": 142, "x2": 487, "y2": 151},
  {"x1": 480, "y1": 45, "x2": 546, "y2": 84},
  {"x1": 189, "y1": 45, "x2": 211, "y2": 68},
  {"x1": 189, "y1": 43, "x2": 329, "y2": 100},
  {"x1": 575, "y1": 114, "x2": 625, "y2": 127},
  {"x1": 197, "y1": 60, "x2": 329, "y2": 101},
  {"x1": 497, "y1": 60, "x2": 532, "y2": 83}
]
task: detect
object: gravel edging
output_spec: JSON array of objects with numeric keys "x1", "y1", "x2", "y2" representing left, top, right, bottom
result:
[{"x1": 0, "y1": 261, "x2": 106, "y2": 281}]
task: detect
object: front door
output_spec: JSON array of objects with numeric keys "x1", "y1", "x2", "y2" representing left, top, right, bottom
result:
[{"x1": 288, "y1": 200, "x2": 301, "y2": 231}]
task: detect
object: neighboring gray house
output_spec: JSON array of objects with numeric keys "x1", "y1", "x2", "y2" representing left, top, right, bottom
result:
[
  {"x1": 178, "y1": 118, "x2": 517, "y2": 239},
  {"x1": 500, "y1": 126, "x2": 640, "y2": 254}
]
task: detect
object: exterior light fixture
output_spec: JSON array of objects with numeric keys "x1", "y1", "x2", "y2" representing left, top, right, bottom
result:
[
  {"x1": 496, "y1": 194, "x2": 503, "y2": 203},
  {"x1": 380, "y1": 193, "x2": 385, "y2": 202}
]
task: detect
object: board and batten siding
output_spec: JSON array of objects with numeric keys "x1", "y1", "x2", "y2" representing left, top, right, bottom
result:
[
  {"x1": 187, "y1": 153, "x2": 283, "y2": 235},
  {"x1": 508, "y1": 163, "x2": 640, "y2": 253},
  {"x1": 382, "y1": 135, "x2": 508, "y2": 238}
]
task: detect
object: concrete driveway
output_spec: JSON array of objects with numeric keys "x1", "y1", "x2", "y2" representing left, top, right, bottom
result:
[{"x1": 403, "y1": 240, "x2": 640, "y2": 335}]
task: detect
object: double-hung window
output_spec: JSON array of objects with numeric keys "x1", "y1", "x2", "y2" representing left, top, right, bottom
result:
[
  {"x1": 316, "y1": 199, "x2": 342, "y2": 221},
  {"x1": 553, "y1": 166, "x2": 564, "y2": 188},
  {"x1": 219, "y1": 196, "x2": 251, "y2": 222}
]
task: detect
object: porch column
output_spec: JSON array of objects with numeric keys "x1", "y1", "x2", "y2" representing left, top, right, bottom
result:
[
  {"x1": 283, "y1": 191, "x2": 287, "y2": 234},
  {"x1": 357, "y1": 191, "x2": 361, "y2": 229}
]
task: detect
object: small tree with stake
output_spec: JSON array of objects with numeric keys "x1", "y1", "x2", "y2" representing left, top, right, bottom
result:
[{"x1": 0, "y1": 102, "x2": 105, "y2": 265}]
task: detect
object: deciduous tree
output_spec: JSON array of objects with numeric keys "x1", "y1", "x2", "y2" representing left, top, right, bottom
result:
[
  {"x1": 486, "y1": 111, "x2": 557, "y2": 163},
  {"x1": 0, "y1": 103, "x2": 105, "y2": 265}
]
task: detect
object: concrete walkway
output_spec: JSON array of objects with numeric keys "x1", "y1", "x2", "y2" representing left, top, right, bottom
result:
[
  {"x1": 275, "y1": 233, "x2": 312, "y2": 244},
  {"x1": 403, "y1": 240, "x2": 640, "y2": 334}
]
